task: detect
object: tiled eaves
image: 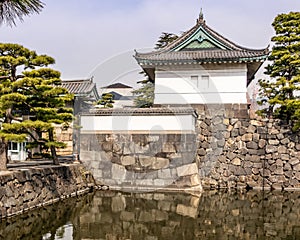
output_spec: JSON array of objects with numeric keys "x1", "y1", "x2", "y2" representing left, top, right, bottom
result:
[
  {"x1": 85, "y1": 107, "x2": 197, "y2": 117},
  {"x1": 61, "y1": 79, "x2": 95, "y2": 95}
]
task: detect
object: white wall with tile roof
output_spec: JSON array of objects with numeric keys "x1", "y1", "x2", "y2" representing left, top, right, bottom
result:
[
  {"x1": 154, "y1": 63, "x2": 248, "y2": 104},
  {"x1": 81, "y1": 115, "x2": 195, "y2": 133}
]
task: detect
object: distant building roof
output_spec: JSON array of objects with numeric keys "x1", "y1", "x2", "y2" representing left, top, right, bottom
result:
[
  {"x1": 62, "y1": 78, "x2": 100, "y2": 100},
  {"x1": 102, "y1": 83, "x2": 133, "y2": 89},
  {"x1": 109, "y1": 91, "x2": 132, "y2": 101}
]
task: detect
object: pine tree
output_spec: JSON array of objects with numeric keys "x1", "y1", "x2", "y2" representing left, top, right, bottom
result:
[
  {"x1": 132, "y1": 80, "x2": 154, "y2": 108},
  {"x1": 258, "y1": 12, "x2": 300, "y2": 131},
  {"x1": 155, "y1": 32, "x2": 179, "y2": 50},
  {"x1": 0, "y1": 43, "x2": 73, "y2": 169},
  {"x1": 0, "y1": 0, "x2": 44, "y2": 26},
  {"x1": 97, "y1": 93, "x2": 114, "y2": 108}
]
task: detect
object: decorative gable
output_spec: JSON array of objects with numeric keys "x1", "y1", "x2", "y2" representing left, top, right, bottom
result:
[
  {"x1": 173, "y1": 28, "x2": 226, "y2": 51},
  {"x1": 182, "y1": 39, "x2": 218, "y2": 50}
]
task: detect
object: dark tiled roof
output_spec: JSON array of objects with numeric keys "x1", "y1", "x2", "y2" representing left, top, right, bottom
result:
[
  {"x1": 86, "y1": 107, "x2": 197, "y2": 116},
  {"x1": 135, "y1": 16, "x2": 269, "y2": 64},
  {"x1": 102, "y1": 83, "x2": 132, "y2": 89},
  {"x1": 136, "y1": 50, "x2": 268, "y2": 64},
  {"x1": 163, "y1": 18, "x2": 267, "y2": 53},
  {"x1": 62, "y1": 79, "x2": 95, "y2": 94},
  {"x1": 62, "y1": 78, "x2": 100, "y2": 100},
  {"x1": 109, "y1": 91, "x2": 132, "y2": 101}
]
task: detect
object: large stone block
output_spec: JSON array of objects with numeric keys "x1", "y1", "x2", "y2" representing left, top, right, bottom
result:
[
  {"x1": 290, "y1": 158, "x2": 300, "y2": 166},
  {"x1": 280, "y1": 138, "x2": 290, "y2": 145},
  {"x1": 113, "y1": 143, "x2": 123, "y2": 154},
  {"x1": 154, "y1": 179, "x2": 171, "y2": 186},
  {"x1": 232, "y1": 158, "x2": 241, "y2": 166},
  {"x1": 190, "y1": 174, "x2": 201, "y2": 186},
  {"x1": 101, "y1": 142, "x2": 113, "y2": 151},
  {"x1": 89, "y1": 160, "x2": 100, "y2": 169},
  {"x1": 111, "y1": 164, "x2": 127, "y2": 180},
  {"x1": 158, "y1": 201, "x2": 171, "y2": 211},
  {"x1": 250, "y1": 120, "x2": 263, "y2": 126},
  {"x1": 162, "y1": 143, "x2": 176, "y2": 153},
  {"x1": 158, "y1": 169, "x2": 172, "y2": 179},
  {"x1": 139, "y1": 211, "x2": 155, "y2": 222},
  {"x1": 147, "y1": 135, "x2": 160, "y2": 142},
  {"x1": 134, "y1": 144, "x2": 150, "y2": 154},
  {"x1": 111, "y1": 196, "x2": 126, "y2": 212},
  {"x1": 153, "y1": 209, "x2": 169, "y2": 221},
  {"x1": 242, "y1": 133, "x2": 253, "y2": 142},
  {"x1": 139, "y1": 155, "x2": 154, "y2": 167},
  {"x1": 274, "y1": 167, "x2": 284, "y2": 175},
  {"x1": 226, "y1": 152, "x2": 236, "y2": 160},
  {"x1": 123, "y1": 143, "x2": 135, "y2": 155},
  {"x1": 134, "y1": 179, "x2": 154, "y2": 186},
  {"x1": 266, "y1": 145, "x2": 277, "y2": 153},
  {"x1": 176, "y1": 204, "x2": 198, "y2": 218},
  {"x1": 152, "y1": 158, "x2": 169, "y2": 170},
  {"x1": 92, "y1": 169, "x2": 103, "y2": 179},
  {"x1": 247, "y1": 141, "x2": 258, "y2": 149},
  {"x1": 121, "y1": 156, "x2": 136, "y2": 166},
  {"x1": 269, "y1": 139, "x2": 280, "y2": 145},
  {"x1": 295, "y1": 172, "x2": 300, "y2": 181},
  {"x1": 294, "y1": 164, "x2": 300, "y2": 171},
  {"x1": 258, "y1": 139, "x2": 266, "y2": 148},
  {"x1": 177, "y1": 163, "x2": 198, "y2": 177}
]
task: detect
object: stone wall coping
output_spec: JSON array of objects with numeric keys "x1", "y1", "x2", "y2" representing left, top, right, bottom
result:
[
  {"x1": 81, "y1": 130, "x2": 196, "y2": 134},
  {"x1": 83, "y1": 107, "x2": 197, "y2": 117}
]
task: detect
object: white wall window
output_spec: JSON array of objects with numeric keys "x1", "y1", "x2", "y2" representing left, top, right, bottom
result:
[
  {"x1": 190, "y1": 75, "x2": 209, "y2": 90},
  {"x1": 190, "y1": 75, "x2": 199, "y2": 88},
  {"x1": 200, "y1": 75, "x2": 209, "y2": 89}
]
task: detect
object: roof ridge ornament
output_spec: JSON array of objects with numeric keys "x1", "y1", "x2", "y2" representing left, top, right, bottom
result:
[{"x1": 197, "y1": 8, "x2": 205, "y2": 24}]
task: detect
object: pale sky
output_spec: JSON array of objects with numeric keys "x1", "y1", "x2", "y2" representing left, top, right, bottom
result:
[{"x1": 0, "y1": 0, "x2": 299, "y2": 88}]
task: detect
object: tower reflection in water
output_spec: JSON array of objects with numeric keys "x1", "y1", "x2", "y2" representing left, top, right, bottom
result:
[{"x1": 1, "y1": 190, "x2": 300, "y2": 240}]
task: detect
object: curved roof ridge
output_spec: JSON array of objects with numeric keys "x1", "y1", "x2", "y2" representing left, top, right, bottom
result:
[
  {"x1": 202, "y1": 23, "x2": 269, "y2": 53},
  {"x1": 135, "y1": 20, "x2": 202, "y2": 57},
  {"x1": 135, "y1": 17, "x2": 269, "y2": 57},
  {"x1": 61, "y1": 77, "x2": 96, "y2": 94},
  {"x1": 162, "y1": 21, "x2": 201, "y2": 52}
]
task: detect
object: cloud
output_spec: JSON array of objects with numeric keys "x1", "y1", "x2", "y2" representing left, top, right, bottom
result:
[{"x1": 0, "y1": 0, "x2": 299, "y2": 88}]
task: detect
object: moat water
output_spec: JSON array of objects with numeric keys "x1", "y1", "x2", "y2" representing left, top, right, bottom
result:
[{"x1": 1, "y1": 190, "x2": 300, "y2": 240}]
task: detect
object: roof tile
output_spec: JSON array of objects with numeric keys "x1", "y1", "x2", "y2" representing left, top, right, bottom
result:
[
  {"x1": 135, "y1": 17, "x2": 269, "y2": 64},
  {"x1": 62, "y1": 79, "x2": 95, "y2": 94}
]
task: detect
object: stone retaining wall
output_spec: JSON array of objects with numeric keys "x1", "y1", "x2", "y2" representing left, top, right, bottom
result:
[
  {"x1": 0, "y1": 164, "x2": 94, "y2": 219},
  {"x1": 80, "y1": 104, "x2": 300, "y2": 191},
  {"x1": 80, "y1": 133, "x2": 201, "y2": 191},
  {"x1": 195, "y1": 104, "x2": 300, "y2": 190}
]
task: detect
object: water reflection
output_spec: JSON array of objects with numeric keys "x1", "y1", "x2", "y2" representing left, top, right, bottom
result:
[{"x1": 1, "y1": 190, "x2": 300, "y2": 239}]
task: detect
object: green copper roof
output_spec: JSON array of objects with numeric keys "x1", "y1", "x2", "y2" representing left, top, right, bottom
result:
[
  {"x1": 182, "y1": 39, "x2": 218, "y2": 50},
  {"x1": 173, "y1": 27, "x2": 228, "y2": 51}
]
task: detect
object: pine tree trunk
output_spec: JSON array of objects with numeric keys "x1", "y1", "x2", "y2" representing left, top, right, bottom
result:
[
  {"x1": 51, "y1": 145, "x2": 59, "y2": 165},
  {"x1": 49, "y1": 129, "x2": 59, "y2": 165},
  {"x1": 0, "y1": 140, "x2": 8, "y2": 171}
]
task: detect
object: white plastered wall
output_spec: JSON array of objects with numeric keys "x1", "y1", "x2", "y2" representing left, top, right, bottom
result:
[
  {"x1": 154, "y1": 63, "x2": 248, "y2": 104},
  {"x1": 81, "y1": 114, "x2": 195, "y2": 133}
]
